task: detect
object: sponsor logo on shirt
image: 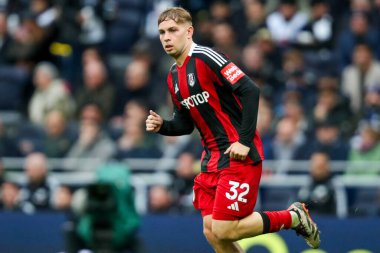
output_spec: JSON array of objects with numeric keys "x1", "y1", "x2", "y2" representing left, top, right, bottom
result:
[
  {"x1": 221, "y1": 62, "x2": 244, "y2": 85},
  {"x1": 180, "y1": 91, "x2": 210, "y2": 109}
]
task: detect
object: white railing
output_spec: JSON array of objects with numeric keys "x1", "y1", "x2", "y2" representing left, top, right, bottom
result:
[
  {"x1": 3, "y1": 158, "x2": 380, "y2": 215},
  {"x1": 3, "y1": 158, "x2": 380, "y2": 173}
]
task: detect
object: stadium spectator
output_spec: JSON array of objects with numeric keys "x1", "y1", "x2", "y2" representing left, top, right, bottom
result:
[
  {"x1": 171, "y1": 152, "x2": 197, "y2": 213},
  {"x1": 51, "y1": 0, "x2": 82, "y2": 84},
  {"x1": 355, "y1": 0, "x2": 372, "y2": 9},
  {"x1": 209, "y1": 0, "x2": 231, "y2": 23},
  {"x1": 113, "y1": 58, "x2": 153, "y2": 117},
  {"x1": 236, "y1": 0, "x2": 267, "y2": 46},
  {"x1": 349, "y1": 0, "x2": 372, "y2": 16},
  {"x1": 0, "y1": 159, "x2": 5, "y2": 185},
  {"x1": 75, "y1": 60, "x2": 115, "y2": 119},
  {"x1": 0, "y1": 118, "x2": 19, "y2": 157},
  {"x1": 81, "y1": 46, "x2": 105, "y2": 67},
  {"x1": 42, "y1": 110, "x2": 75, "y2": 158},
  {"x1": 30, "y1": 0, "x2": 58, "y2": 29},
  {"x1": 296, "y1": 0, "x2": 334, "y2": 51},
  {"x1": 153, "y1": 135, "x2": 194, "y2": 172},
  {"x1": 251, "y1": 28, "x2": 283, "y2": 70},
  {"x1": 279, "y1": 49, "x2": 317, "y2": 110},
  {"x1": 282, "y1": 99, "x2": 311, "y2": 136},
  {"x1": 148, "y1": 185, "x2": 174, "y2": 214},
  {"x1": 76, "y1": 0, "x2": 106, "y2": 47},
  {"x1": 6, "y1": 12, "x2": 54, "y2": 69},
  {"x1": 210, "y1": 21, "x2": 241, "y2": 64},
  {"x1": 79, "y1": 102, "x2": 105, "y2": 127},
  {"x1": 241, "y1": 43, "x2": 276, "y2": 98},
  {"x1": 362, "y1": 86, "x2": 380, "y2": 130},
  {"x1": 274, "y1": 49, "x2": 306, "y2": 94},
  {"x1": 52, "y1": 185, "x2": 72, "y2": 211},
  {"x1": 341, "y1": 43, "x2": 380, "y2": 114},
  {"x1": 63, "y1": 117, "x2": 116, "y2": 171},
  {"x1": 14, "y1": 121, "x2": 45, "y2": 157},
  {"x1": 124, "y1": 99, "x2": 149, "y2": 125},
  {"x1": 116, "y1": 118, "x2": 161, "y2": 159},
  {"x1": 192, "y1": 11, "x2": 214, "y2": 47},
  {"x1": 312, "y1": 84, "x2": 353, "y2": 135},
  {"x1": 111, "y1": 99, "x2": 149, "y2": 132},
  {"x1": 19, "y1": 152, "x2": 59, "y2": 213},
  {"x1": 28, "y1": 61, "x2": 75, "y2": 125},
  {"x1": 0, "y1": 11, "x2": 12, "y2": 64},
  {"x1": 241, "y1": 43, "x2": 265, "y2": 77},
  {"x1": 307, "y1": 120, "x2": 350, "y2": 161},
  {"x1": 346, "y1": 124, "x2": 380, "y2": 174},
  {"x1": 114, "y1": 99, "x2": 161, "y2": 159},
  {"x1": 257, "y1": 99, "x2": 275, "y2": 159},
  {"x1": 336, "y1": 11, "x2": 380, "y2": 69},
  {"x1": 150, "y1": 94, "x2": 197, "y2": 161},
  {"x1": 266, "y1": 0, "x2": 308, "y2": 47},
  {"x1": 53, "y1": 0, "x2": 81, "y2": 46},
  {"x1": 0, "y1": 181, "x2": 21, "y2": 211},
  {"x1": 268, "y1": 117, "x2": 307, "y2": 164},
  {"x1": 298, "y1": 152, "x2": 337, "y2": 215},
  {"x1": 374, "y1": 0, "x2": 380, "y2": 28}
]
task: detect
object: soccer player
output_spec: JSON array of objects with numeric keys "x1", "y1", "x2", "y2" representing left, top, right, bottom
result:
[{"x1": 145, "y1": 7, "x2": 320, "y2": 253}]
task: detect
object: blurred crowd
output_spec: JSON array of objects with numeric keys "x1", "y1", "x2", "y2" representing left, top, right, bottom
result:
[{"x1": 0, "y1": 0, "x2": 380, "y2": 217}]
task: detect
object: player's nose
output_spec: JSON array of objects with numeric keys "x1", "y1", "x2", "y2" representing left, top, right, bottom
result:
[{"x1": 163, "y1": 33, "x2": 171, "y2": 41}]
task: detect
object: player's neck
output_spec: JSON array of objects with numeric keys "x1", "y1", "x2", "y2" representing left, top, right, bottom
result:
[{"x1": 174, "y1": 40, "x2": 193, "y2": 67}]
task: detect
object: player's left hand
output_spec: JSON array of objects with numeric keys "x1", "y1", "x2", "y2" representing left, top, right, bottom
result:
[{"x1": 224, "y1": 142, "x2": 250, "y2": 161}]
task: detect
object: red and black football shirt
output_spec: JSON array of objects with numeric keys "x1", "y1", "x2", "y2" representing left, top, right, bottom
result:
[{"x1": 159, "y1": 43, "x2": 264, "y2": 172}]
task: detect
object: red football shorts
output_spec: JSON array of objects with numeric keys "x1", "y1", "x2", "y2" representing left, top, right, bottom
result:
[{"x1": 193, "y1": 161, "x2": 262, "y2": 220}]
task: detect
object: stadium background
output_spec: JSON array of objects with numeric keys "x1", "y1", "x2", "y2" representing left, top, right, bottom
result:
[{"x1": 0, "y1": 0, "x2": 379, "y2": 252}]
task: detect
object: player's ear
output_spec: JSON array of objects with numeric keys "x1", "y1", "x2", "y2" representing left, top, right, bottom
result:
[{"x1": 187, "y1": 25, "x2": 194, "y2": 39}]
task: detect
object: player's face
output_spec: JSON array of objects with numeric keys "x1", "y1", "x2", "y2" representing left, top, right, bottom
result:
[{"x1": 158, "y1": 19, "x2": 192, "y2": 59}]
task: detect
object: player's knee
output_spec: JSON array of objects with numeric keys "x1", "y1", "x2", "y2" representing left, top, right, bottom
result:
[
  {"x1": 203, "y1": 226, "x2": 214, "y2": 241},
  {"x1": 212, "y1": 227, "x2": 237, "y2": 241},
  {"x1": 211, "y1": 221, "x2": 238, "y2": 241}
]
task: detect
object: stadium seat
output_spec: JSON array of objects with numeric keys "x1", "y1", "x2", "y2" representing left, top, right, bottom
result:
[
  {"x1": 0, "y1": 65, "x2": 29, "y2": 111},
  {"x1": 105, "y1": 0, "x2": 145, "y2": 54},
  {"x1": 15, "y1": 121, "x2": 45, "y2": 155},
  {"x1": 259, "y1": 186, "x2": 299, "y2": 211},
  {"x1": 348, "y1": 187, "x2": 380, "y2": 217}
]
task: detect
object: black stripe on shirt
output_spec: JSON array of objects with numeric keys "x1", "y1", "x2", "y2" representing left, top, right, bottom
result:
[{"x1": 186, "y1": 57, "x2": 230, "y2": 169}]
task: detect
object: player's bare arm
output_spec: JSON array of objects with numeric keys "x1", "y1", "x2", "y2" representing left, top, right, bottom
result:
[{"x1": 145, "y1": 110, "x2": 163, "y2": 133}]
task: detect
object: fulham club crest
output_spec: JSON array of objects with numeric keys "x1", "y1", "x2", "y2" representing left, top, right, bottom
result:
[{"x1": 187, "y1": 73, "x2": 195, "y2": 87}]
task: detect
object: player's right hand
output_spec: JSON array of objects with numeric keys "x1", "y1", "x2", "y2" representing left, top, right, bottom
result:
[{"x1": 146, "y1": 110, "x2": 163, "y2": 133}]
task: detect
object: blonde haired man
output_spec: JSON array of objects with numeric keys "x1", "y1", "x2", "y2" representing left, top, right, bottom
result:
[{"x1": 146, "y1": 7, "x2": 320, "y2": 252}]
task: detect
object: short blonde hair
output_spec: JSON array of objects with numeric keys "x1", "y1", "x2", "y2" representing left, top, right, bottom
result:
[{"x1": 158, "y1": 7, "x2": 192, "y2": 26}]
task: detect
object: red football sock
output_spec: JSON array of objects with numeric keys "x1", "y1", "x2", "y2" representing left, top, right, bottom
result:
[{"x1": 259, "y1": 210, "x2": 292, "y2": 233}]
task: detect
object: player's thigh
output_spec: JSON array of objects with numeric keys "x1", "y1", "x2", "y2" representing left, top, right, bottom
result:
[
  {"x1": 213, "y1": 162, "x2": 262, "y2": 220},
  {"x1": 203, "y1": 215, "x2": 213, "y2": 238}
]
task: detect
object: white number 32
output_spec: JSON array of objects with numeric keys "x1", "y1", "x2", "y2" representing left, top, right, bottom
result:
[{"x1": 225, "y1": 180, "x2": 250, "y2": 203}]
